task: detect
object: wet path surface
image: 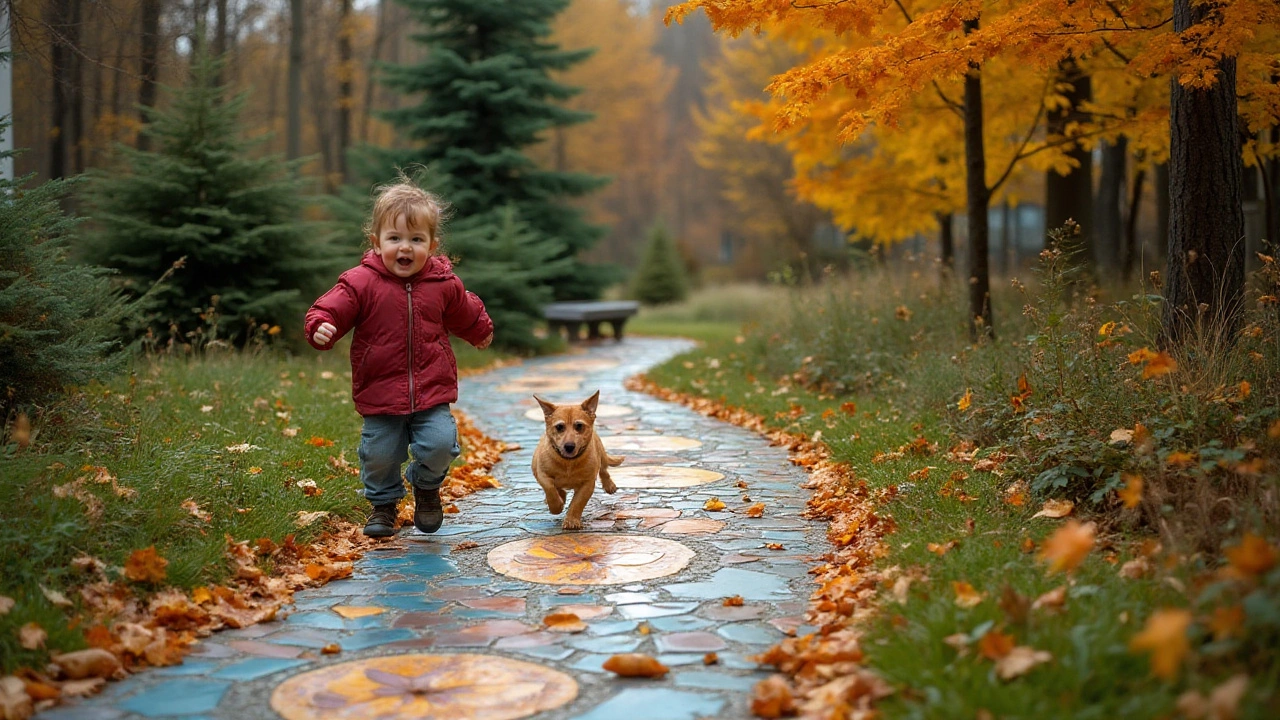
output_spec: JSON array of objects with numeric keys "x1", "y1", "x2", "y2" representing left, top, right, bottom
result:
[{"x1": 49, "y1": 338, "x2": 827, "y2": 720}]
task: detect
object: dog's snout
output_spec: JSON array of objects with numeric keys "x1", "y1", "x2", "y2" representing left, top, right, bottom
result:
[{"x1": 562, "y1": 442, "x2": 576, "y2": 454}]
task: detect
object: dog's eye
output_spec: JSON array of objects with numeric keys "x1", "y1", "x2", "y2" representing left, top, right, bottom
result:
[
  {"x1": 554, "y1": 423, "x2": 565, "y2": 432},
  {"x1": 574, "y1": 422, "x2": 585, "y2": 432}
]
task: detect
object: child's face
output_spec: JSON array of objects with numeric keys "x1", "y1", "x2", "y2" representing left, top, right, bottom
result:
[{"x1": 371, "y1": 213, "x2": 437, "y2": 279}]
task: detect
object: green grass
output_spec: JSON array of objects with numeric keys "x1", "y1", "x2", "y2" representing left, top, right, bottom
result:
[
  {"x1": 0, "y1": 339, "x2": 508, "y2": 671},
  {"x1": 642, "y1": 333, "x2": 1278, "y2": 718}
]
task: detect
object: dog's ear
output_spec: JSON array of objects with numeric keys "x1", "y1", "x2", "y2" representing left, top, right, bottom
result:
[
  {"x1": 534, "y1": 395, "x2": 557, "y2": 418},
  {"x1": 580, "y1": 390, "x2": 600, "y2": 416}
]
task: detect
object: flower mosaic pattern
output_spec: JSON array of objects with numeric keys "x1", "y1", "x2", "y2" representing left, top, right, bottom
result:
[
  {"x1": 488, "y1": 534, "x2": 695, "y2": 585},
  {"x1": 607, "y1": 466, "x2": 725, "y2": 488},
  {"x1": 270, "y1": 654, "x2": 577, "y2": 720},
  {"x1": 496, "y1": 375, "x2": 584, "y2": 394},
  {"x1": 600, "y1": 435, "x2": 702, "y2": 452}
]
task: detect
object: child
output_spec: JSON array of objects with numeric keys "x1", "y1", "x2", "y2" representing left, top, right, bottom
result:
[{"x1": 305, "y1": 180, "x2": 493, "y2": 538}]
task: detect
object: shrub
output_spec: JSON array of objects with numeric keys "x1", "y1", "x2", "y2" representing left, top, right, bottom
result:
[{"x1": 632, "y1": 224, "x2": 689, "y2": 305}]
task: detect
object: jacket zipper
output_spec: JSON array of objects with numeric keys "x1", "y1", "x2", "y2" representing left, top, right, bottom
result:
[{"x1": 406, "y1": 282, "x2": 415, "y2": 413}]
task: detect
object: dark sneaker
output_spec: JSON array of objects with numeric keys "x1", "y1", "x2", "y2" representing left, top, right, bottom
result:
[
  {"x1": 363, "y1": 503, "x2": 399, "y2": 538},
  {"x1": 413, "y1": 486, "x2": 444, "y2": 533}
]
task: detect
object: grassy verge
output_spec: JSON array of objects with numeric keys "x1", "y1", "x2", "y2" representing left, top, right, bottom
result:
[
  {"x1": 0, "y1": 339, "x2": 509, "y2": 672},
  {"x1": 637, "y1": 280, "x2": 1277, "y2": 716}
]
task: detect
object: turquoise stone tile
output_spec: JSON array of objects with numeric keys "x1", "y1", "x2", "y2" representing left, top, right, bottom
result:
[
  {"x1": 543, "y1": 594, "x2": 600, "y2": 608},
  {"x1": 510, "y1": 644, "x2": 575, "y2": 661},
  {"x1": 716, "y1": 652, "x2": 764, "y2": 670},
  {"x1": 617, "y1": 602, "x2": 699, "y2": 620},
  {"x1": 153, "y1": 660, "x2": 221, "y2": 676},
  {"x1": 648, "y1": 616, "x2": 712, "y2": 632},
  {"x1": 270, "y1": 629, "x2": 332, "y2": 648},
  {"x1": 285, "y1": 612, "x2": 384, "y2": 630},
  {"x1": 453, "y1": 609, "x2": 511, "y2": 620},
  {"x1": 566, "y1": 634, "x2": 641, "y2": 653},
  {"x1": 569, "y1": 689, "x2": 725, "y2": 720},
  {"x1": 716, "y1": 623, "x2": 781, "y2": 645},
  {"x1": 399, "y1": 554, "x2": 457, "y2": 575},
  {"x1": 567, "y1": 652, "x2": 613, "y2": 674},
  {"x1": 470, "y1": 528, "x2": 523, "y2": 539},
  {"x1": 210, "y1": 657, "x2": 308, "y2": 681},
  {"x1": 119, "y1": 679, "x2": 232, "y2": 717},
  {"x1": 336, "y1": 628, "x2": 416, "y2": 651},
  {"x1": 439, "y1": 576, "x2": 491, "y2": 587},
  {"x1": 761, "y1": 531, "x2": 806, "y2": 542},
  {"x1": 291, "y1": 595, "x2": 344, "y2": 611},
  {"x1": 654, "y1": 653, "x2": 707, "y2": 667},
  {"x1": 317, "y1": 580, "x2": 384, "y2": 594},
  {"x1": 587, "y1": 619, "x2": 638, "y2": 636},
  {"x1": 415, "y1": 523, "x2": 486, "y2": 536},
  {"x1": 662, "y1": 568, "x2": 791, "y2": 601},
  {"x1": 377, "y1": 596, "x2": 445, "y2": 612},
  {"x1": 604, "y1": 592, "x2": 655, "y2": 605},
  {"x1": 37, "y1": 707, "x2": 125, "y2": 720},
  {"x1": 673, "y1": 671, "x2": 757, "y2": 691},
  {"x1": 383, "y1": 581, "x2": 431, "y2": 595}
]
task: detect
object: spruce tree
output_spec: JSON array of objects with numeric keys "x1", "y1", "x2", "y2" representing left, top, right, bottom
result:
[
  {"x1": 0, "y1": 121, "x2": 135, "y2": 415},
  {"x1": 377, "y1": 0, "x2": 611, "y2": 305},
  {"x1": 85, "y1": 52, "x2": 337, "y2": 346},
  {"x1": 631, "y1": 224, "x2": 689, "y2": 306}
]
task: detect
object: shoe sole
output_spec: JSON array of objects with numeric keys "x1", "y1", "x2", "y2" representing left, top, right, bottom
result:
[{"x1": 363, "y1": 526, "x2": 397, "y2": 538}]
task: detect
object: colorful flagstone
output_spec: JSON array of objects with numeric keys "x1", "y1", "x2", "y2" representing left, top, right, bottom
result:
[{"x1": 487, "y1": 534, "x2": 695, "y2": 585}]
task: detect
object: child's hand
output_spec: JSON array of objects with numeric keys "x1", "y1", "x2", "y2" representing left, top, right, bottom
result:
[
  {"x1": 477, "y1": 332, "x2": 494, "y2": 350},
  {"x1": 313, "y1": 322, "x2": 337, "y2": 346}
]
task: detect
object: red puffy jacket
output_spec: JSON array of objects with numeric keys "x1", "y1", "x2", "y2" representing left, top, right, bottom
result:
[{"x1": 305, "y1": 251, "x2": 493, "y2": 416}]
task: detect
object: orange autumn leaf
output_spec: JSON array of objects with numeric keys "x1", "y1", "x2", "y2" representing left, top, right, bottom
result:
[
  {"x1": 84, "y1": 624, "x2": 114, "y2": 649},
  {"x1": 1224, "y1": 532, "x2": 1278, "y2": 578},
  {"x1": 1032, "y1": 499, "x2": 1074, "y2": 519},
  {"x1": 321, "y1": 643, "x2": 341, "y2": 654},
  {"x1": 952, "y1": 581, "x2": 985, "y2": 608},
  {"x1": 978, "y1": 630, "x2": 1016, "y2": 660},
  {"x1": 1130, "y1": 608, "x2": 1192, "y2": 680},
  {"x1": 995, "y1": 646, "x2": 1054, "y2": 680},
  {"x1": 305, "y1": 436, "x2": 334, "y2": 448},
  {"x1": 1166, "y1": 451, "x2": 1197, "y2": 467},
  {"x1": 1136, "y1": 351, "x2": 1178, "y2": 379},
  {"x1": 1038, "y1": 520, "x2": 1096, "y2": 573},
  {"x1": 745, "y1": 502, "x2": 766, "y2": 518},
  {"x1": 1117, "y1": 474, "x2": 1144, "y2": 509},
  {"x1": 704, "y1": 497, "x2": 727, "y2": 512},
  {"x1": 1207, "y1": 605, "x2": 1244, "y2": 641},
  {"x1": 723, "y1": 595, "x2": 745, "y2": 607},
  {"x1": 927, "y1": 541, "x2": 957, "y2": 556},
  {"x1": 543, "y1": 612, "x2": 587, "y2": 633},
  {"x1": 840, "y1": 401, "x2": 857, "y2": 415},
  {"x1": 703, "y1": 652, "x2": 719, "y2": 665},
  {"x1": 957, "y1": 388, "x2": 972, "y2": 412},
  {"x1": 750, "y1": 675, "x2": 797, "y2": 719},
  {"x1": 1128, "y1": 347, "x2": 1158, "y2": 365},
  {"x1": 124, "y1": 546, "x2": 169, "y2": 584},
  {"x1": 602, "y1": 653, "x2": 669, "y2": 678},
  {"x1": 1016, "y1": 373, "x2": 1032, "y2": 397}
]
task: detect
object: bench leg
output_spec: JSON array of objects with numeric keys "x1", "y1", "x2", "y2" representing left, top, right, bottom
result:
[
  {"x1": 607, "y1": 319, "x2": 626, "y2": 341},
  {"x1": 587, "y1": 321, "x2": 603, "y2": 340},
  {"x1": 567, "y1": 322, "x2": 583, "y2": 342}
]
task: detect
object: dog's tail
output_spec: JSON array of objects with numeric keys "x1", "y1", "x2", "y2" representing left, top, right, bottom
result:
[{"x1": 606, "y1": 453, "x2": 625, "y2": 467}]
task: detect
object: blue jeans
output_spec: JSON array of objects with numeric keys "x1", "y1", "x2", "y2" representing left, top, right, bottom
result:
[{"x1": 358, "y1": 403, "x2": 460, "y2": 507}]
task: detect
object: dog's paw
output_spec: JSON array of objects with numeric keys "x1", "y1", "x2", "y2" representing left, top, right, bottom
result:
[
  {"x1": 602, "y1": 480, "x2": 617, "y2": 494},
  {"x1": 561, "y1": 517, "x2": 583, "y2": 531},
  {"x1": 547, "y1": 503, "x2": 564, "y2": 516}
]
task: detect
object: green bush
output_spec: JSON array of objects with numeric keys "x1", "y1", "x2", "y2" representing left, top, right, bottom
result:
[
  {"x1": 631, "y1": 224, "x2": 689, "y2": 306},
  {"x1": 0, "y1": 121, "x2": 135, "y2": 417}
]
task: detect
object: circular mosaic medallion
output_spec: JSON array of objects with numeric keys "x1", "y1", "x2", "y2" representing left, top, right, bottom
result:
[
  {"x1": 608, "y1": 466, "x2": 725, "y2": 489},
  {"x1": 523, "y1": 404, "x2": 634, "y2": 422},
  {"x1": 496, "y1": 375, "x2": 583, "y2": 394},
  {"x1": 601, "y1": 435, "x2": 703, "y2": 453},
  {"x1": 270, "y1": 654, "x2": 577, "y2": 720},
  {"x1": 541, "y1": 359, "x2": 620, "y2": 372},
  {"x1": 488, "y1": 533, "x2": 694, "y2": 585}
]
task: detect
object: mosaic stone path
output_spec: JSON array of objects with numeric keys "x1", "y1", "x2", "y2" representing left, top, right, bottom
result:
[{"x1": 49, "y1": 338, "x2": 828, "y2": 720}]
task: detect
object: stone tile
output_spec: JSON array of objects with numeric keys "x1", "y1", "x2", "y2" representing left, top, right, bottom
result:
[
  {"x1": 603, "y1": 592, "x2": 657, "y2": 605},
  {"x1": 654, "y1": 632, "x2": 726, "y2": 653},
  {"x1": 269, "y1": 628, "x2": 334, "y2": 648},
  {"x1": 285, "y1": 612, "x2": 384, "y2": 630},
  {"x1": 439, "y1": 576, "x2": 492, "y2": 587},
  {"x1": 717, "y1": 623, "x2": 781, "y2": 645},
  {"x1": 153, "y1": 660, "x2": 222, "y2": 676},
  {"x1": 431, "y1": 586, "x2": 488, "y2": 601},
  {"x1": 702, "y1": 605, "x2": 766, "y2": 622},
  {"x1": 617, "y1": 602, "x2": 699, "y2": 620},
  {"x1": 210, "y1": 657, "x2": 308, "y2": 681},
  {"x1": 336, "y1": 628, "x2": 417, "y2": 651},
  {"x1": 567, "y1": 653, "x2": 614, "y2": 674},
  {"x1": 586, "y1": 619, "x2": 639, "y2": 636},
  {"x1": 36, "y1": 706, "x2": 125, "y2": 720},
  {"x1": 225, "y1": 639, "x2": 305, "y2": 658},
  {"x1": 767, "y1": 616, "x2": 807, "y2": 636},
  {"x1": 385, "y1": 580, "x2": 432, "y2": 595},
  {"x1": 662, "y1": 568, "x2": 792, "y2": 601},
  {"x1": 186, "y1": 642, "x2": 236, "y2": 659},
  {"x1": 552, "y1": 604, "x2": 612, "y2": 620},
  {"x1": 119, "y1": 679, "x2": 232, "y2": 717},
  {"x1": 509, "y1": 644, "x2": 575, "y2": 661},
  {"x1": 673, "y1": 671, "x2": 758, "y2": 691},
  {"x1": 459, "y1": 596, "x2": 527, "y2": 614},
  {"x1": 569, "y1": 689, "x2": 725, "y2": 720},
  {"x1": 654, "y1": 653, "x2": 708, "y2": 667},
  {"x1": 379, "y1": 596, "x2": 447, "y2": 613},
  {"x1": 392, "y1": 612, "x2": 454, "y2": 629},
  {"x1": 647, "y1": 615, "x2": 712, "y2": 632},
  {"x1": 493, "y1": 632, "x2": 558, "y2": 649},
  {"x1": 566, "y1": 634, "x2": 641, "y2": 654},
  {"x1": 720, "y1": 554, "x2": 760, "y2": 565}
]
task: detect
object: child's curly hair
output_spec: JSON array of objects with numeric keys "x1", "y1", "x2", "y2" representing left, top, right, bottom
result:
[{"x1": 364, "y1": 170, "x2": 452, "y2": 246}]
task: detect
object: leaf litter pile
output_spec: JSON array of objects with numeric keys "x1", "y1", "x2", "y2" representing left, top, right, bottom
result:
[{"x1": 0, "y1": 410, "x2": 510, "y2": 718}]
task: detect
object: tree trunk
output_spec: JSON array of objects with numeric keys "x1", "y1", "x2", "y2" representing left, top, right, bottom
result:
[
  {"x1": 287, "y1": 0, "x2": 304, "y2": 161},
  {"x1": 212, "y1": 0, "x2": 228, "y2": 83},
  {"x1": 1044, "y1": 57, "x2": 1094, "y2": 264},
  {"x1": 137, "y1": 0, "x2": 161, "y2": 151},
  {"x1": 1155, "y1": 162, "x2": 1170, "y2": 264},
  {"x1": 1264, "y1": 125, "x2": 1278, "y2": 253},
  {"x1": 47, "y1": 0, "x2": 72, "y2": 178},
  {"x1": 1123, "y1": 164, "x2": 1146, "y2": 282},
  {"x1": 337, "y1": 0, "x2": 353, "y2": 183},
  {"x1": 68, "y1": 0, "x2": 84, "y2": 174},
  {"x1": 937, "y1": 211, "x2": 954, "y2": 278},
  {"x1": 1162, "y1": 0, "x2": 1245, "y2": 345},
  {"x1": 963, "y1": 18, "x2": 992, "y2": 339},
  {"x1": 360, "y1": 0, "x2": 389, "y2": 143},
  {"x1": 1096, "y1": 136, "x2": 1127, "y2": 276}
]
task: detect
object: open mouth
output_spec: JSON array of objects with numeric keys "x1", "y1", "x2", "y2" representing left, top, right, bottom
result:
[{"x1": 397, "y1": 258, "x2": 414, "y2": 267}]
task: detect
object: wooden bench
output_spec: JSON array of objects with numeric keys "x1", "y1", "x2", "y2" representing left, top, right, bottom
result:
[{"x1": 543, "y1": 301, "x2": 639, "y2": 342}]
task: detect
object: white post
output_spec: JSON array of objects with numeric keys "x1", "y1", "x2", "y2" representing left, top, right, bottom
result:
[{"x1": 0, "y1": 1, "x2": 12, "y2": 181}]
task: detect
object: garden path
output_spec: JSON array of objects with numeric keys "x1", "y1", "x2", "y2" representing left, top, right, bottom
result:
[{"x1": 46, "y1": 337, "x2": 828, "y2": 720}]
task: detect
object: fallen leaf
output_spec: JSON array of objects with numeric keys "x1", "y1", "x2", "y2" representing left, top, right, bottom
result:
[
  {"x1": 1032, "y1": 499, "x2": 1074, "y2": 519},
  {"x1": 745, "y1": 502, "x2": 765, "y2": 518},
  {"x1": 953, "y1": 581, "x2": 985, "y2": 609},
  {"x1": 764, "y1": 543, "x2": 785, "y2": 551},
  {"x1": 1224, "y1": 532, "x2": 1277, "y2": 578},
  {"x1": 1109, "y1": 428, "x2": 1133, "y2": 446},
  {"x1": 1207, "y1": 605, "x2": 1244, "y2": 641},
  {"x1": 1038, "y1": 520, "x2": 1096, "y2": 573},
  {"x1": 998, "y1": 585, "x2": 1029, "y2": 624},
  {"x1": 995, "y1": 646, "x2": 1053, "y2": 680},
  {"x1": 294, "y1": 510, "x2": 329, "y2": 528},
  {"x1": 543, "y1": 612, "x2": 587, "y2": 633},
  {"x1": 602, "y1": 653, "x2": 669, "y2": 678},
  {"x1": 1129, "y1": 608, "x2": 1192, "y2": 680},
  {"x1": 40, "y1": 586, "x2": 72, "y2": 608},
  {"x1": 723, "y1": 595, "x2": 745, "y2": 607},
  {"x1": 978, "y1": 630, "x2": 1016, "y2": 660},
  {"x1": 123, "y1": 546, "x2": 168, "y2": 584},
  {"x1": 1119, "y1": 557, "x2": 1152, "y2": 579},
  {"x1": 306, "y1": 436, "x2": 334, "y2": 447},
  {"x1": 703, "y1": 498, "x2": 727, "y2": 512},
  {"x1": 1117, "y1": 474, "x2": 1144, "y2": 509},
  {"x1": 60, "y1": 678, "x2": 106, "y2": 698},
  {"x1": 22, "y1": 680, "x2": 58, "y2": 702},
  {"x1": 703, "y1": 652, "x2": 719, "y2": 665},
  {"x1": 19, "y1": 622, "x2": 46, "y2": 650},
  {"x1": 224, "y1": 443, "x2": 261, "y2": 453},
  {"x1": 1030, "y1": 586, "x2": 1067, "y2": 612},
  {"x1": 332, "y1": 606, "x2": 385, "y2": 619},
  {"x1": 927, "y1": 541, "x2": 957, "y2": 556},
  {"x1": 452, "y1": 540, "x2": 479, "y2": 551},
  {"x1": 958, "y1": 389, "x2": 972, "y2": 411},
  {"x1": 750, "y1": 675, "x2": 796, "y2": 718},
  {"x1": 181, "y1": 498, "x2": 211, "y2": 522},
  {"x1": 0, "y1": 597, "x2": 12, "y2": 615},
  {"x1": 320, "y1": 643, "x2": 341, "y2": 655}
]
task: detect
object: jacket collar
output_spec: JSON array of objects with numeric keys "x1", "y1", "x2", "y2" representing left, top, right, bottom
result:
[{"x1": 360, "y1": 250, "x2": 454, "y2": 282}]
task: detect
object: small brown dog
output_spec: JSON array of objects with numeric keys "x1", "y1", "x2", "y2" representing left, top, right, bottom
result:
[{"x1": 532, "y1": 390, "x2": 624, "y2": 530}]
